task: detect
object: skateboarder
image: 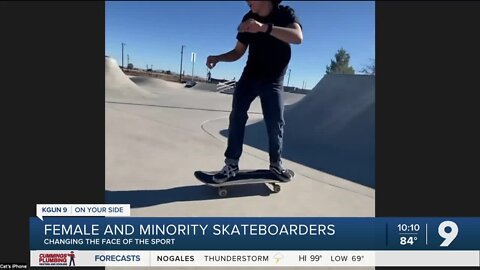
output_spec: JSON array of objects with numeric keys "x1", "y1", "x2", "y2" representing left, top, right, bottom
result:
[{"x1": 206, "y1": 0, "x2": 303, "y2": 183}]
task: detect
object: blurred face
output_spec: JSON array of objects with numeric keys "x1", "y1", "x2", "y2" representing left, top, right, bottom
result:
[{"x1": 246, "y1": 1, "x2": 272, "y2": 16}]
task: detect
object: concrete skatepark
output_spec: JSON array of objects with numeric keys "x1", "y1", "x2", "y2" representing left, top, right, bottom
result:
[
  {"x1": 105, "y1": 56, "x2": 375, "y2": 269},
  {"x1": 105, "y1": 56, "x2": 374, "y2": 216}
]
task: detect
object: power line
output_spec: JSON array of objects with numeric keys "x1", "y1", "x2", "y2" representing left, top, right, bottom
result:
[
  {"x1": 191, "y1": 52, "x2": 196, "y2": 81},
  {"x1": 121, "y1": 42, "x2": 126, "y2": 68},
  {"x1": 179, "y1": 45, "x2": 185, "y2": 82}
]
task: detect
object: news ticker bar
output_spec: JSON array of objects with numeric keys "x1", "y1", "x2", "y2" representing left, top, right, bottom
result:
[
  {"x1": 30, "y1": 217, "x2": 480, "y2": 250},
  {"x1": 30, "y1": 250, "x2": 480, "y2": 267}
]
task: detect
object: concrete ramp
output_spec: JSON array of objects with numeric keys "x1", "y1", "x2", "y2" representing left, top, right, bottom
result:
[
  {"x1": 283, "y1": 91, "x2": 306, "y2": 106},
  {"x1": 105, "y1": 56, "x2": 153, "y2": 100},
  {"x1": 191, "y1": 81, "x2": 219, "y2": 92},
  {"x1": 129, "y1": 76, "x2": 184, "y2": 92},
  {"x1": 225, "y1": 74, "x2": 375, "y2": 188}
]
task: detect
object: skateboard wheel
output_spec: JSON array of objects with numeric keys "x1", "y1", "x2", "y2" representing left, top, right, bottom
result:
[
  {"x1": 218, "y1": 188, "x2": 228, "y2": 197},
  {"x1": 273, "y1": 184, "x2": 281, "y2": 193}
]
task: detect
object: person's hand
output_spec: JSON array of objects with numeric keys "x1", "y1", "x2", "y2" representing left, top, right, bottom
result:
[
  {"x1": 206, "y1": 55, "x2": 219, "y2": 69},
  {"x1": 237, "y1": 19, "x2": 265, "y2": 33}
]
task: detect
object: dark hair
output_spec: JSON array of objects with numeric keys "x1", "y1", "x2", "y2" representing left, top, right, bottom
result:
[{"x1": 272, "y1": 0, "x2": 282, "y2": 5}]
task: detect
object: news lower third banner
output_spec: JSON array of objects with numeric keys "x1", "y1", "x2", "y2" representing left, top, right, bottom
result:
[{"x1": 30, "y1": 205, "x2": 480, "y2": 267}]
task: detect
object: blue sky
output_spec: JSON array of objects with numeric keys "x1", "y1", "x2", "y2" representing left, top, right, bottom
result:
[{"x1": 106, "y1": 1, "x2": 375, "y2": 89}]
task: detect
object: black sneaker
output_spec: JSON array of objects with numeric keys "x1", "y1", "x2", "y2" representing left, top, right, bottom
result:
[
  {"x1": 212, "y1": 164, "x2": 239, "y2": 183},
  {"x1": 270, "y1": 164, "x2": 293, "y2": 182}
]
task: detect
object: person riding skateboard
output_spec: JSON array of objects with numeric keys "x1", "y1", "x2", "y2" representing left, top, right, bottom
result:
[{"x1": 206, "y1": 0, "x2": 303, "y2": 183}]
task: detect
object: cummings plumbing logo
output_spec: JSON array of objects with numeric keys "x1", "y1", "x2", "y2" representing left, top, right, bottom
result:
[{"x1": 39, "y1": 251, "x2": 76, "y2": 266}]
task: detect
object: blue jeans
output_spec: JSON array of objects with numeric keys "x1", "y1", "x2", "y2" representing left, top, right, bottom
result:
[{"x1": 224, "y1": 76, "x2": 285, "y2": 165}]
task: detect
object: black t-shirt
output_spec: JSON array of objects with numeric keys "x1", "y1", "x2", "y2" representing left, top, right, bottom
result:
[{"x1": 237, "y1": 5, "x2": 302, "y2": 81}]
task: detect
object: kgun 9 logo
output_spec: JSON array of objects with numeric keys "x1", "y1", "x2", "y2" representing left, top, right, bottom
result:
[{"x1": 438, "y1": 221, "x2": 458, "y2": 247}]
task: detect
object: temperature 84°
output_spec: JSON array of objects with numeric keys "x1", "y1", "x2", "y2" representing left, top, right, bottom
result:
[{"x1": 400, "y1": 236, "x2": 418, "y2": 245}]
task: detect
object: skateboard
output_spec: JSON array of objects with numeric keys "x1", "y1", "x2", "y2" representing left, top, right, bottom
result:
[{"x1": 194, "y1": 169, "x2": 294, "y2": 197}]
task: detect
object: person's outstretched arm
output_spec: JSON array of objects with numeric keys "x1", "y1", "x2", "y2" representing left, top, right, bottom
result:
[
  {"x1": 206, "y1": 41, "x2": 248, "y2": 69},
  {"x1": 268, "y1": 23, "x2": 303, "y2": 44}
]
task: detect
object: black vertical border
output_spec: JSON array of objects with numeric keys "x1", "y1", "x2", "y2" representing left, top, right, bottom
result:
[
  {"x1": 0, "y1": 1, "x2": 105, "y2": 267},
  {"x1": 376, "y1": 1, "x2": 480, "y2": 269}
]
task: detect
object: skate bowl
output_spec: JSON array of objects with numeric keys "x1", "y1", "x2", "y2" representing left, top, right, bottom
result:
[
  {"x1": 129, "y1": 76, "x2": 184, "y2": 92},
  {"x1": 190, "y1": 81, "x2": 219, "y2": 92},
  {"x1": 105, "y1": 56, "x2": 154, "y2": 100},
  {"x1": 283, "y1": 91, "x2": 306, "y2": 106}
]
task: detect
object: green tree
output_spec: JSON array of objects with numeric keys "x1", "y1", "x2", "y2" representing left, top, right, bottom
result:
[{"x1": 326, "y1": 48, "x2": 355, "y2": 74}]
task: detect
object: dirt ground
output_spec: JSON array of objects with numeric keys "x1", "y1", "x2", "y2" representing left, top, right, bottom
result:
[{"x1": 123, "y1": 68, "x2": 207, "y2": 83}]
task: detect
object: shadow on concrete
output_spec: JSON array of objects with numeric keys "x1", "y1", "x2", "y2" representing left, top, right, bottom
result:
[
  {"x1": 220, "y1": 74, "x2": 375, "y2": 189},
  {"x1": 106, "y1": 184, "x2": 274, "y2": 208},
  {"x1": 220, "y1": 104, "x2": 375, "y2": 188}
]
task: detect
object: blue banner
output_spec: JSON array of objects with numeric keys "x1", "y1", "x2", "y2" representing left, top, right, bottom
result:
[{"x1": 30, "y1": 217, "x2": 480, "y2": 250}]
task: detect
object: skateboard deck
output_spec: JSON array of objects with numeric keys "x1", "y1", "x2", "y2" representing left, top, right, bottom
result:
[{"x1": 194, "y1": 169, "x2": 294, "y2": 197}]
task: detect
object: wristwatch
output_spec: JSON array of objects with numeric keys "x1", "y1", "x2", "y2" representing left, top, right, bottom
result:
[{"x1": 265, "y1": 23, "x2": 273, "y2": 35}]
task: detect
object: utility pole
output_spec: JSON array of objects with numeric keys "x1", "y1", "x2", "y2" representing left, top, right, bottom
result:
[
  {"x1": 121, "y1": 42, "x2": 126, "y2": 68},
  {"x1": 179, "y1": 45, "x2": 185, "y2": 82},
  {"x1": 287, "y1": 69, "x2": 291, "y2": 86},
  {"x1": 191, "y1": 52, "x2": 196, "y2": 81}
]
